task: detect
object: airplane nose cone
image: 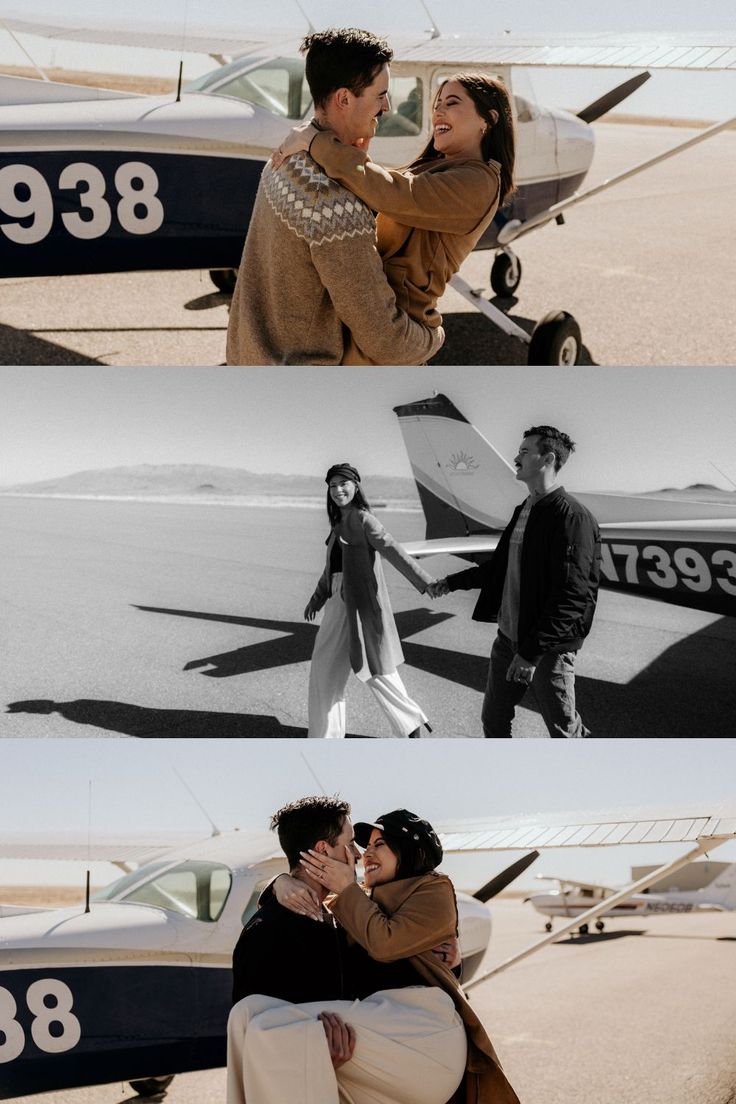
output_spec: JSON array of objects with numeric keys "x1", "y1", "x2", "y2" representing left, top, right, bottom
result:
[{"x1": 550, "y1": 108, "x2": 595, "y2": 198}]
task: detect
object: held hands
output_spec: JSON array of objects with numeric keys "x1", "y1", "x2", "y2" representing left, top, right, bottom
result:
[
  {"x1": 319, "y1": 1012, "x2": 356, "y2": 1069},
  {"x1": 273, "y1": 873, "x2": 323, "y2": 921},
  {"x1": 299, "y1": 846, "x2": 357, "y2": 895},
  {"x1": 506, "y1": 652, "x2": 536, "y2": 686},
  {"x1": 426, "y1": 577, "x2": 449, "y2": 599},
  {"x1": 271, "y1": 121, "x2": 319, "y2": 170}
]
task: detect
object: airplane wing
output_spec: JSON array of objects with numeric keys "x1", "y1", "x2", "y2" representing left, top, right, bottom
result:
[
  {"x1": 403, "y1": 535, "x2": 500, "y2": 558},
  {"x1": 1, "y1": 16, "x2": 734, "y2": 70},
  {"x1": 0, "y1": 832, "x2": 208, "y2": 865},
  {"x1": 436, "y1": 806, "x2": 736, "y2": 853},
  {"x1": 533, "y1": 875, "x2": 617, "y2": 893}
]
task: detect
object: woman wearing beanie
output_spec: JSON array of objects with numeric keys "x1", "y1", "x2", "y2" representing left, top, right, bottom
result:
[{"x1": 304, "y1": 463, "x2": 434, "y2": 738}]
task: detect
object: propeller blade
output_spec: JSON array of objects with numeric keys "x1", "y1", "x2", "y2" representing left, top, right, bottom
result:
[
  {"x1": 473, "y1": 850, "x2": 539, "y2": 902},
  {"x1": 577, "y1": 72, "x2": 651, "y2": 124}
]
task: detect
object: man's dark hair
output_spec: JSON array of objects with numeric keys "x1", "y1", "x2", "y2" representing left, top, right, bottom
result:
[
  {"x1": 523, "y1": 425, "x2": 576, "y2": 473},
  {"x1": 270, "y1": 795, "x2": 351, "y2": 869},
  {"x1": 301, "y1": 28, "x2": 393, "y2": 109}
]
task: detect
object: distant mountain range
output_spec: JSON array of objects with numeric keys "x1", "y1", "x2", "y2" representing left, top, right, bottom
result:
[
  {"x1": 0, "y1": 463, "x2": 419, "y2": 502},
  {"x1": 2, "y1": 466, "x2": 735, "y2": 507}
]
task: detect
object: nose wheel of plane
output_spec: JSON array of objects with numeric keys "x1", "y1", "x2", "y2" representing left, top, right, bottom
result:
[
  {"x1": 490, "y1": 249, "x2": 522, "y2": 296},
  {"x1": 545, "y1": 921, "x2": 553, "y2": 932},
  {"x1": 129, "y1": 1076, "x2": 176, "y2": 1097},
  {"x1": 527, "y1": 311, "x2": 582, "y2": 366},
  {"x1": 209, "y1": 268, "x2": 237, "y2": 294}
]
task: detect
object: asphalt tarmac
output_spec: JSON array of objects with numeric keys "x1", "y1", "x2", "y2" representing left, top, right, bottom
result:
[
  {"x1": 3, "y1": 496, "x2": 735, "y2": 738},
  {"x1": 3, "y1": 900, "x2": 734, "y2": 1104},
  {"x1": 1, "y1": 124, "x2": 734, "y2": 367}
]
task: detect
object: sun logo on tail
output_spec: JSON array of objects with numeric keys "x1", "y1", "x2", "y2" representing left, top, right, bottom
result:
[{"x1": 446, "y1": 451, "x2": 479, "y2": 473}]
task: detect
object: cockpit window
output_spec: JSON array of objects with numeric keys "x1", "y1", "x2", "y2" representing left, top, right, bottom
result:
[
  {"x1": 186, "y1": 57, "x2": 312, "y2": 119},
  {"x1": 375, "y1": 76, "x2": 423, "y2": 138},
  {"x1": 93, "y1": 860, "x2": 232, "y2": 922}
]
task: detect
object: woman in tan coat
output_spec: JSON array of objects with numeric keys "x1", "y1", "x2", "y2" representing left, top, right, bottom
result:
[
  {"x1": 273, "y1": 73, "x2": 516, "y2": 364},
  {"x1": 305, "y1": 463, "x2": 435, "y2": 738},
  {"x1": 273, "y1": 808, "x2": 521, "y2": 1104}
]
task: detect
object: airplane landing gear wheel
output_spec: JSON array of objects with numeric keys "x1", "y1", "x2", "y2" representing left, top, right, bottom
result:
[
  {"x1": 129, "y1": 1076, "x2": 175, "y2": 1098},
  {"x1": 545, "y1": 921, "x2": 553, "y2": 933},
  {"x1": 209, "y1": 268, "x2": 237, "y2": 293},
  {"x1": 490, "y1": 250, "x2": 522, "y2": 296},
  {"x1": 527, "y1": 310, "x2": 582, "y2": 365},
  {"x1": 595, "y1": 920, "x2": 605, "y2": 932},
  {"x1": 578, "y1": 923, "x2": 589, "y2": 936}
]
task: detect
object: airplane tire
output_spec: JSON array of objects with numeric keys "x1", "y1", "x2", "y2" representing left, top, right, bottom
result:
[
  {"x1": 545, "y1": 921, "x2": 553, "y2": 932},
  {"x1": 527, "y1": 311, "x2": 582, "y2": 366},
  {"x1": 209, "y1": 268, "x2": 237, "y2": 294},
  {"x1": 129, "y1": 1076, "x2": 175, "y2": 1097},
  {"x1": 490, "y1": 252, "x2": 522, "y2": 296},
  {"x1": 579, "y1": 923, "x2": 589, "y2": 935},
  {"x1": 595, "y1": 920, "x2": 605, "y2": 932}
]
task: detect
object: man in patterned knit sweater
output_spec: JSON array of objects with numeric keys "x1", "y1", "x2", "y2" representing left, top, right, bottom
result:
[{"x1": 226, "y1": 28, "x2": 444, "y2": 366}]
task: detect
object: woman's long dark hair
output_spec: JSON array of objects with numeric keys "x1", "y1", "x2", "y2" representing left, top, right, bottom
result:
[
  {"x1": 382, "y1": 835, "x2": 439, "y2": 880},
  {"x1": 414, "y1": 72, "x2": 516, "y2": 205},
  {"x1": 326, "y1": 482, "x2": 371, "y2": 529}
]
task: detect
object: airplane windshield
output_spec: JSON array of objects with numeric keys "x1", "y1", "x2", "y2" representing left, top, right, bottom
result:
[
  {"x1": 93, "y1": 860, "x2": 232, "y2": 922},
  {"x1": 186, "y1": 57, "x2": 312, "y2": 119}
]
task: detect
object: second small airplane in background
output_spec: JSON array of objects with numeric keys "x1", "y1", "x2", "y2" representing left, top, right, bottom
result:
[{"x1": 525, "y1": 861, "x2": 736, "y2": 934}]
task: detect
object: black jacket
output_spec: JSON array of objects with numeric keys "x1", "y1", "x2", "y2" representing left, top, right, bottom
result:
[
  {"x1": 447, "y1": 486, "x2": 600, "y2": 662},
  {"x1": 232, "y1": 895, "x2": 420, "y2": 1006}
]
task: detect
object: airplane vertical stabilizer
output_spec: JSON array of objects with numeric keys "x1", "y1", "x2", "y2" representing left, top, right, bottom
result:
[
  {"x1": 395, "y1": 394, "x2": 736, "y2": 532},
  {"x1": 393, "y1": 394, "x2": 524, "y2": 539},
  {"x1": 700, "y1": 862, "x2": 736, "y2": 909}
]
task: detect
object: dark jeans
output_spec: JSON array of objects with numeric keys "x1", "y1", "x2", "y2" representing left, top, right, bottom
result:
[{"x1": 482, "y1": 632, "x2": 589, "y2": 739}]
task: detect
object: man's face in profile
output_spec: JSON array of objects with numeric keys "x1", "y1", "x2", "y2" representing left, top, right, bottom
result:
[
  {"x1": 324, "y1": 816, "x2": 360, "y2": 864},
  {"x1": 342, "y1": 64, "x2": 391, "y2": 143}
]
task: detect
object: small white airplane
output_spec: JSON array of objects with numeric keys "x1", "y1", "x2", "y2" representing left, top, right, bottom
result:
[
  {"x1": 525, "y1": 861, "x2": 736, "y2": 934},
  {"x1": 0, "y1": 805, "x2": 734, "y2": 1098},
  {"x1": 0, "y1": 7, "x2": 734, "y2": 362},
  {"x1": 395, "y1": 393, "x2": 736, "y2": 618}
]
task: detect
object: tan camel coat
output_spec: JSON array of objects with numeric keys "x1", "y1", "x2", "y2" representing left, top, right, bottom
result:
[
  {"x1": 309, "y1": 507, "x2": 432, "y2": 679},
  {"x1": 331, "y1": 873, "x2": 521, "y2": 1104}
]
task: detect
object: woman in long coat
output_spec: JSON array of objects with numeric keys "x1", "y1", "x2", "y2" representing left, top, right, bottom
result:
[{"x1": 305, "y1": 463, "x2": 434, "y2": 738}]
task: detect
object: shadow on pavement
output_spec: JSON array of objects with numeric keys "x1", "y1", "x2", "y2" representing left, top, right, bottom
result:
[
  {"x1": 554, "y1": 929, "x2": 647, "y2": 945},
  {"x1": 0, "y1": 324, "x2": 104, "y2": 365},
  {"x1": 428, "y1": 308, "x2": 595, "y2": 366},
  {"x1": 134, "y1": 605, "x2": 460, "y2": 680},
  {"x1": 5, "y1": 699, "x2": 308, "y2": 737}
]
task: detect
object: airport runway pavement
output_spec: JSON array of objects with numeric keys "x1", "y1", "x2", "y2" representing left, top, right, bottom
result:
[
  {"x1": 2, "y1": 497, "x2": 735, "y2": 738},
  {"x1": 3, "y1": 900, "x2": 734, "y2": 1104},
  {"x1": 0, "y1": 125, "x2": 734, "y2": 367}
]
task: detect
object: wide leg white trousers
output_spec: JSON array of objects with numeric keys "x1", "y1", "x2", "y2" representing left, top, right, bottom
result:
[
  {"x1": 227, "y1": 987, "x2": 466, "y2": 1104},
  {"x1": 307, "y1": 577, "x2": 427, "y2": 738}
]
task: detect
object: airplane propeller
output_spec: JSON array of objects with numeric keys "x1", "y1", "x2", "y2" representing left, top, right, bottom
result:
[
  {"x1": 576, "y1": 72, "x2": 651, "y2": 124},
  {"x1": 472, "y1": 851, "x2": 539, "y2": 902}
]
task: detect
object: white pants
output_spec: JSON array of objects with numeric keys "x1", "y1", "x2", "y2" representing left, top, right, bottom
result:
[
  {"x1": 308, "y1": 579, "x2": 427, "y2": 739},
  {"x1": 227, "y1": 987, "x2": 467, "y2": 1104}
]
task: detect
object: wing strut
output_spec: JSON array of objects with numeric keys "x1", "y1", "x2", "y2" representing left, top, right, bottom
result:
[
  {"x1": 465, "y1": 834, "x2": 730, "y2": 989},
  {"x1": 498, "y1": 112, "x2": 736, "y2": 246}
]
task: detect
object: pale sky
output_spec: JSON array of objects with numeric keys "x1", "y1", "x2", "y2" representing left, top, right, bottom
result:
[
  {"x1": 2, "y1": 366, "x2": 736, "y2": 494},
  {"x1": 0, "y1": 739, "x2": 734, "y2": 891},
  {"x1": 0, "y1": 0, "x2": 734, "y2": 121}
]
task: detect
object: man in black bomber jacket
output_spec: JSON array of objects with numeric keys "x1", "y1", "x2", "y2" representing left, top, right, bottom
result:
[{"x1": 432, "y1": 426, "x2": 600, "y2": 738}]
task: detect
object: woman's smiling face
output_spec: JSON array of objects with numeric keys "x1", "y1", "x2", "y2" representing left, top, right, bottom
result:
[
  {"x1": 328, "y1": 477, "x2": 357, "y2": 508},
  {"x1": 362, "y1": 828, "x2": 399, "y2": 887},
  {"x1": 432, "y1": 79, "x2": 487, "y2": 159}
]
